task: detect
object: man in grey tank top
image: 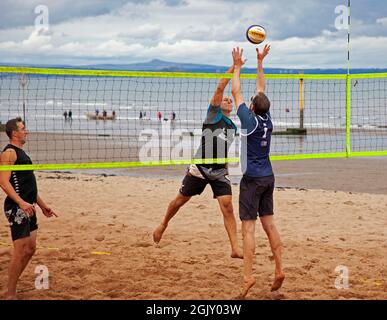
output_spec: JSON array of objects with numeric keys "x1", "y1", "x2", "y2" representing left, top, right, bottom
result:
[{"x1": 153, "y1": 66, "x2": 243, "y2": 260}]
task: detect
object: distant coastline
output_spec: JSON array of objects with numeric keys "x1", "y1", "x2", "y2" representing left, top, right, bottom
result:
[{"x1": 1, "y1": 59, "x2": 387, "y2": 74}]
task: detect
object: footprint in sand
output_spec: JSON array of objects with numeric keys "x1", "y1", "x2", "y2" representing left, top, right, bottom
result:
[
  {"x1": 270, "y1": 292, "x2": 286, "y2": 300},
  {"x1": 0, "y1": 248, "x2": 11, "y2": 256},
  {"x1": 208, "y1": 223, "x2": 219, "y2": 228},
  {"x1": 58, "y1": 253, "x2": 74, "y2": 262},
  {"x1": 133, "y1": 242, "x2": 152, "y2": 248},
  {"x1": 302, "y1": 263, "x2": 313, "y2": 271},
  {"x1": 95, "y1": 235, "x2": 105, "y2": 242}
]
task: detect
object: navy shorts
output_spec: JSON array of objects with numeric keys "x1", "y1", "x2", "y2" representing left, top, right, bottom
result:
[
  {"x1": 4, "y1": 206, "x2": 38, "y2": 241},
  {"x1": 239, "y1": 175, "x2": 275, "y2": 220}
]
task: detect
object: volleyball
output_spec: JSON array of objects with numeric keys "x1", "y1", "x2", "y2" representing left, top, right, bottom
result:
[{"x1": 246, "y1": 25, "x2": 267, "y2": 45}]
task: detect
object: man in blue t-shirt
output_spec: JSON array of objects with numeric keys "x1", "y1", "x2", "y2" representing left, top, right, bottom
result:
[
  {"x1": 153, "y1": 66, "x2": 243, "y2": 259},
  {"x1": 231, "y1": 45, "x2": 285, "y2": 297}
]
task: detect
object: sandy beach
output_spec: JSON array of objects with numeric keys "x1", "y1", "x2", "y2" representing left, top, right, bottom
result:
[{"x1": 0, "y1": 158, "x2": 386, "y2": 300}]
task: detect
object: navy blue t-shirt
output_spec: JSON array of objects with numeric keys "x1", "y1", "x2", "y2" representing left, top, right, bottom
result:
[{"x1": 237, "y1": 103, "x2": 273, "y2": 177}]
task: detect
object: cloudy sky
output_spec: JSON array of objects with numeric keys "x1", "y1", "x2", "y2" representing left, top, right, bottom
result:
[{"x1": 0, "y1": 0, "x2": 386, "y2": 68}]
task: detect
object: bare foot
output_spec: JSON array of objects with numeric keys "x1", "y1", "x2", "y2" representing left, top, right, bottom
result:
[
  {"x1": 240, "y1": 276, "x2": 256, "y2": 298},
  {"x1": 271, "y1": 272, "x2": 285, "y2": 291},
  {"x1": 230, "y1": 249, "x2": 243, "y2": 259},
  {"x1": 153, "y1": 223, "x2": 167, "y2": 244}
]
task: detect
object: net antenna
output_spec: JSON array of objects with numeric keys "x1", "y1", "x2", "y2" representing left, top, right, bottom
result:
[
  {"x1": 347, "y1": 0, "x2": 351, "y2": 75},
  {"x1": 19, "y1": 73, "x2": 29, "y2": 123}
]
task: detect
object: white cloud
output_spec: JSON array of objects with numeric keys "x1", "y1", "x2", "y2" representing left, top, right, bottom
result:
[
  {"x1": 376, "y1": 17, "x2": 387, "y2": 27},
  {"x1": 0, "y1": 0, "x2": 386, "y2": 68}
]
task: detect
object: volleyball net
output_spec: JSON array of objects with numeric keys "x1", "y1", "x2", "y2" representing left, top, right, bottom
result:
[{"x1": 0, "y1": 66, "x2": 386, "y2": 171}]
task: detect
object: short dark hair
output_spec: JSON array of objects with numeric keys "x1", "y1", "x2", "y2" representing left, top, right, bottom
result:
[
  {"x1": 251, "y1": 93, "x2": 271, "y2": 116},
  {"x1": 5, "y1": 117, "x2": 24, "y2": 139}
]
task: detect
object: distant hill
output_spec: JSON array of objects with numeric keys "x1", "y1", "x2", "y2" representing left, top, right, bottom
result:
[
  {"x1": 1, "y1": 59, "x2": 387, "y2": 74},
  {"x1": 82, "y1": 59, "x2": 387, "y2": 74}
]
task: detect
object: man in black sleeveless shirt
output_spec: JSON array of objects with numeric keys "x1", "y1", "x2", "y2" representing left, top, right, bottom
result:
[
  {"x1": 0, "y1": 117, "x2": 57, "y2": 300},
  {"x1": 153, "y1": 66, "x2": 243, "y2": 259}
]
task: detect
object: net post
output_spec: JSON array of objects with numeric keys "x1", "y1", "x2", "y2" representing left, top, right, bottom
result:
[
  {"x1": 299, "y1": 77, "x2": 304, "y2": 129},
  {"x1": 346, "y1": 75, "x2": 351, "y2": 158}
]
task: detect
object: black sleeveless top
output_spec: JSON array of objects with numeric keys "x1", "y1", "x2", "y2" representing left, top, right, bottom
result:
[
  {"x1": 3, "y1": 144, "x2": 38, "y2": 208},
  {"x1": 194, "y1": 105, "x2": 237, "y2": 170}
]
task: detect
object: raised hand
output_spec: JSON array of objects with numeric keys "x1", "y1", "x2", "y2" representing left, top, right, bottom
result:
[
  {"x1": 257, "y1": 44, "x2": 271, "y2": 61},
  {"x1": 232, "y1": 47, "x2": 247, "y2": 68}
]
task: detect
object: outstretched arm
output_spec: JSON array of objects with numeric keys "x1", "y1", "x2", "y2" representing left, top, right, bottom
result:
[
  {"x1": 210, "y1": 65, "x2": 235, "y2": 106},
  {"x1": 231, "y1": 47, "x2": 247, "y2": 112},
  {"x1": 256, "y1": 44, "x2": 270, "y2": 93}
]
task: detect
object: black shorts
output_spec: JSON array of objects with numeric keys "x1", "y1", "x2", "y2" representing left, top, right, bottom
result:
[
  {"x1": 179, "y1": 173, "x2": 232, "y2": 199},
  {"x1": 4, "y1": 206, "x2": 38, "y2": 241},
  {"x1": 239, "y1": 175, "x2": 275, "y2": 220}
]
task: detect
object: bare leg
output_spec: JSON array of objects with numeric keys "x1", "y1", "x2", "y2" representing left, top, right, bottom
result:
[
  {"x1": 217, "y1": 195, "x2": 243, "y2": 259},
  {"x1": 6, "y1": 231, "x2": 37, "y2": 299},
  {"x1": 260, "y1": 215, "x2": 285, "y2": 291},
  {"x1": 240, "y1": 220, "x2": 256, "y2": 298},
  {"x1": 153, "y1": 193, "x2": 191, "y2": 243}
]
